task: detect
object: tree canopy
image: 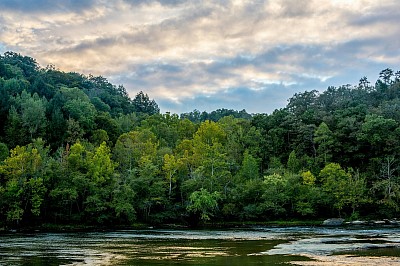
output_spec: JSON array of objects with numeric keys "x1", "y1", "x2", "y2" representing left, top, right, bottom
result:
[{"x1": 1, "y1": 51, "x2": 400, "y2": 228}]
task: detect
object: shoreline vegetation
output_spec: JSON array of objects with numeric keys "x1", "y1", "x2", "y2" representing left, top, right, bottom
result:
[
  {"x1": 1, "y1": 52, "x2": 400, "y2": 229},
  {"x1": 2, "y1": 218, "x2": 400, "y2": 233}
]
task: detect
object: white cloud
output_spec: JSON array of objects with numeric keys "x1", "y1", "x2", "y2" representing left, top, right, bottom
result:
[{"x1": 0, "y1": 0, "x2": 399, "y2": 113}]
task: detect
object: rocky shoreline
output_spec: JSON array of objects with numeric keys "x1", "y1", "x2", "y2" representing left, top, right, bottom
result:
[{"x1": 322, "y1": 218, "x2": 400, "y2": 226}]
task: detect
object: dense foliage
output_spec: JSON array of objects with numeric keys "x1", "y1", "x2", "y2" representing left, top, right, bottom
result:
[{"x1": 1, "y1": 52, "x2": 400, "y2": 228}]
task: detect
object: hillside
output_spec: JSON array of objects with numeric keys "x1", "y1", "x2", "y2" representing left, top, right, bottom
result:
[{"x1": 1, "y1": 51, "x2": 400, "y2": 227}]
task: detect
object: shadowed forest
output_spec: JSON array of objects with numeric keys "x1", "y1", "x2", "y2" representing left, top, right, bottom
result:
[{"x1": 1, "y1": 51, "x2": 400, "y2": 227}]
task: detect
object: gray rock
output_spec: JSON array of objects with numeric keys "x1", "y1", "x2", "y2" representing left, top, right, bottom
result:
[
  {"x1": 322, "y1": 218, "x2": 345, "y2": 226},
  {"x1": 350, "y1": 220, "x2": 367, "y2": 225}
]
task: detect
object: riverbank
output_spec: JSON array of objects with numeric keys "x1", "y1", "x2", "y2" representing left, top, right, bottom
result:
[
  {"x1": 2, "y1": 218, "x2": 399, "y2": 233},
  {"x1": 0, "y1": 220, "x2": 326, "y2": 233}
]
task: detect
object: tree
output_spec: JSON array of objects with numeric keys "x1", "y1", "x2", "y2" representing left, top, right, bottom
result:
[
  {"x1": 84, "y1": 142, "x2": 118, "y2": 223},
  {"x1": 0, "y1": 142, "x2": 48, "y2": 224},
  {"x1": 5, "y1": 106, "x2": 28, "y2": 148},
  {"x1": 113, "y1": 129, "x2": 158, "y2": 174},
  {"x1": 163, "y1": 154, "x2": 181, "y2": 198},
  {"x1": 131, "y1": 155, "x2": 166, "y2": 222},
  {"x1": 132, "y1": 91, "x2": 160, "y2": 115},
  {"x1": 192, "y1": 121, "x2": 230, "y2": 194},
  {"x1": 14, "y1": 90, "x2": 48, "y2": 139},
  {"x1": 287, "y1": 150, "x2": 301, "y2": 173},
  {"x1": 319, "y1": 163, "x2": 352, "y2": 216},
  {"x1": 65, "y1": 118, "x2": 84, "y2": 144},
  {"x1": 187, "y1": 188, "x2": 220, "y2": 223},
  {"x1": 372, "y1": 157, "x2": 400, "y2": 213},
  {"x1": 262, "y1": 173, "x2": 289, "y2": 217},
  {"x1": 346, "y1": 169, "x2": 369, "y2": 218},
  {"x1": 237, "y1": 150, "x2": 259, "y2": 181},
  {"x1": 379, "y1": 68, "x2": 394, "y2": 85},
  {"x1": 87, "y1": 142, "x2": 117, "y2": 184},
  {"x1": 358, "y1": 76, "x2": 371, "y2": 91},
  {"x1": 358, "y1": 114, "x2": 398, "y2": 158},
  {"x1": 314, "y1": 122, "x2": 334, "y2": 164},
  {"x1": 63, "y1": 98, "x2": 97, "y2": 132},
  {"x1": 301, "y1": 170, "x2": 316, "y2": 186},
  {"x1": 0, "y1": 142, "x2": 8, "y2": 162}
]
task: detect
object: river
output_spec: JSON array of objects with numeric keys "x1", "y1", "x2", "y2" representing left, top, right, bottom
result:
[{"x1": 0, "y1": 226, "x2": 399, "y2": 265}]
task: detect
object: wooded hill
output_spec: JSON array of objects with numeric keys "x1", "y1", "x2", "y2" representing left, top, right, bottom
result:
[{"x1": 0, "y1": 51, "x2": 400, "y2": 227}]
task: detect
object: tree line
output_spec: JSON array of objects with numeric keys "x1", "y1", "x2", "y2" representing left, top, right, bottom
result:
[{"x1": 0, "y1": 51, "x2": 400, "y2": 227}]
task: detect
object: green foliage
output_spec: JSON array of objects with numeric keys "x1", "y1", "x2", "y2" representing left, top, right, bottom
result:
[
  {"x1": 318, "y1": 163, "x2": 368, "y2": 216},
  {"x1": 187, "y1": 188, "x2": 221, "y2": 222},
  {"x1": 372, "y1": 157, "x2": 400, "y2": 214},
  {"x1": 132, "y1": 91, "x2": 160, "y2": 115},
  {"x1": 14, "y1": 90, "x2": 48, "y2": 139},
  {"x1": 301, "y1": 171, "x2": 316, "y2": 186},
  {"x1": 0, "y1": 142, "x2": 9, "y2": 162},
  {"x1": 1, "y1": 51, "x2": 400, "y2": 227},
  {"x1": 314, "y1": 122, "x2": 334, "y2": 164},
  {"x1": 287, "y1": 150, "x2": 301, "y2": 173},
  {"x1": 238, "y1": 150, "x2": 259, "y2": 180},
  {"x1": 87, "y1": 142, "x2": 117, "y2": 183}
]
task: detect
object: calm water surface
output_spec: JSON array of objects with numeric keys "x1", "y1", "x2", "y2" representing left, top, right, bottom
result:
[{"x1": 0, "y1": 227, "x2": 399, "y2": 265}]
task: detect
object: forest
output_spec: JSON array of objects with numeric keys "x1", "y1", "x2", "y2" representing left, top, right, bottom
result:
[{"x1": 0, "y1": 51, "x2": 400, "y2": 228}]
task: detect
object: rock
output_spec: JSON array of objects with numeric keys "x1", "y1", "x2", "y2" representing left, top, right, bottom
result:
[
  {"x1": 350, "y1": 220, "x2": 367, "y2": 225},
  {"x1": 322, "y1": 218, "x2": 345, "y2": 226}
]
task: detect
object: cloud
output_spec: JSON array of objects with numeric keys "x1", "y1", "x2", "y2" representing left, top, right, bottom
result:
[
  {"x1": 122, "y1": 0, "x2": 188, "y2": 7},
  {"x1": 0, "y1": 0, "x2": 97, "y2": 13},
  {"x1": 0, "y1": 0, "x2": 399, "y2": 114}
]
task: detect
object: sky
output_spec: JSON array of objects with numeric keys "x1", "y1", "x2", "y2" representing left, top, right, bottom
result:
[{"x1": 0, "y1": 0, "x2": 399, "y2": 114}]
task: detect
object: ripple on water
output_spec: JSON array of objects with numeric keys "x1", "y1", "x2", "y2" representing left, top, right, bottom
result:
[{"x1": 1, "y1": 227, "x2": 400, "y2": 266}]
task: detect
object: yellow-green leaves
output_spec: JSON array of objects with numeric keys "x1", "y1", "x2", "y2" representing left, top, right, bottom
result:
[{"x1": 88, "y1": 142, "x2": 117, "y2": 184}]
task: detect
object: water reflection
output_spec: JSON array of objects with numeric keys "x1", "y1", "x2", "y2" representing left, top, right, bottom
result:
[{"x1": 0, "y1": 227, "x2": 399, "y2": 265}]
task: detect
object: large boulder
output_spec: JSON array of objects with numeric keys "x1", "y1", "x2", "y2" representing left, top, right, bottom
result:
[{"x1": 322, "y1": 218, "x2": 345, "y2": 226}]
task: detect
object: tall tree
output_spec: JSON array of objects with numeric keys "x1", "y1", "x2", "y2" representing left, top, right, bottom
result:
[{"x1": 132, "y1": 91, "x2": 160, "y2": 115}]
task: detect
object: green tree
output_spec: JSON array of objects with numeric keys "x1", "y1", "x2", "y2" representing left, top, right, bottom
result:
[
  {"x1": 87, "y1": 142, "x2": 117, "y2": 184},
  {"x1": 187, "y1": 188, "x2": 221, "y2": 222},
  {"x1": 63, "y1": 98, "x2": 97, "y2": 132},
  {"x1": 237, "y1": 150, "x2": 259, "y2": 181},
  {"x1": 163, "y1": 154, "x2": 181, "y2": 198},
  {"x1": 191, "y1": 121, "x2": 231, "y2": 193},
  {"x1": 113, "y1": 129, "x2": 158, "y2": 174},
  {"x1": 262, "y1": 173, "x2": 289, "y2": 217},
  {"x1": 5, "y1": 106, "x2": 28, "y2": 148},
  {"x1": 346, "y1": 169, "x2": 369, "y2": 218},
  {"x1": 287, "y1": 150, "x2": 301, "y2": 173},
  {"x1": 0, "y1": 142, "x2": 48, "y2": 223},
  {"x1": 319, "y1": 163, "x2": 350, "y2": 216},
  {"x1": 132, "y1": 91, "x2": 160, "y2": 115},
  {"x1": 84, "y1": 142, "x2": 117, "y2": 223},
  {"x1": 14, "y1": 90, "x2": 48, "y2": 140},
  {"x1": 372, "y1": 157, "x2": 400, "y2": 213},
  {"x1": 314, "y1": 122, "x2": 334, "y2": 164},
  {"x1": 0, "y1": 142, "x2": 9, "y2": 162},
  {"x1": 358, "y1": 114, "x2": 398, "y2": 157},
  {"x1": 65, "y1": 118, "x2": 84, "y2": 144}
]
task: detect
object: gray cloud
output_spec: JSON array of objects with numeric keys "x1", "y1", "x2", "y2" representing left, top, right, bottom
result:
[
  {"x1": 349, "y1": 2, "x2": 400, "y2": 27},
  {"x1": 278, "y1": 0, "x2": 314, "y2": 17},
  {"x1": 122, "y1": 0, "x2": 188, "y2": 6},
  {"x1": 1, "y1": 0, "x2": 399, "y2": 114}
]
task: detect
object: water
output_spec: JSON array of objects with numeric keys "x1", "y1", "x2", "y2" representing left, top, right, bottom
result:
[{"x1": 0, "y1": 227, "x2": 399, "y2": 265}]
